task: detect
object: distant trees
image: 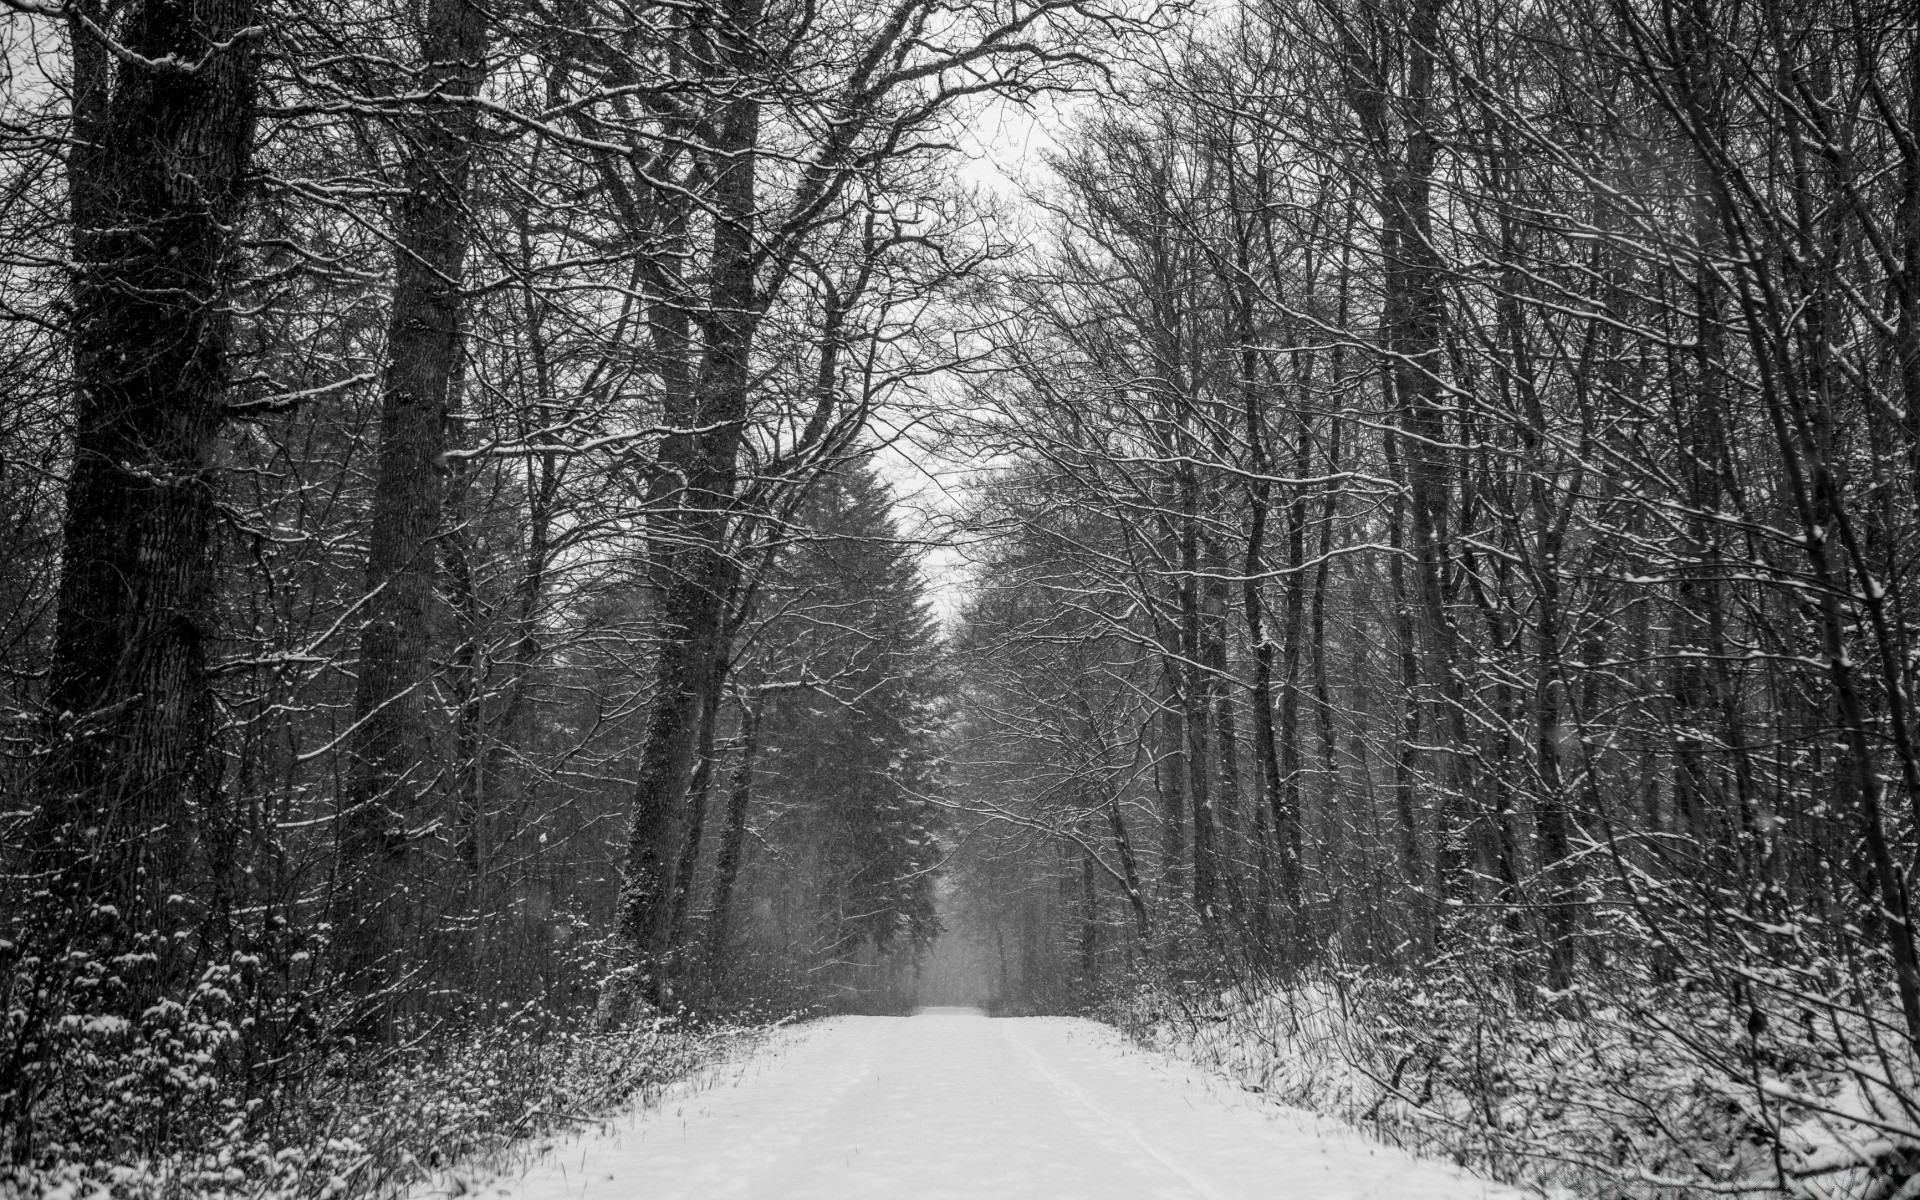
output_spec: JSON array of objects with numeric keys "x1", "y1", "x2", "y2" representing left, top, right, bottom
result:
[
  {"x1": 708, "y1": 463, "x2": 947, "y2": 1010},
  {"x1": 594, "y1": 0, "x2": 1124, "y2": 993}
]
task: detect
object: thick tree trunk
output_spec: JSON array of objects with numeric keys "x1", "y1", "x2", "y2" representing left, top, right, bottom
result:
[
  {"x1": 335, "y1": 0, "x2": 490, "y2": 1015},
  {"x1": 619, "y1": 14, "x2": 763, "y2": 974},
  {"x1": 43, "y1": 0, "x2": 259, "y2": 955}
]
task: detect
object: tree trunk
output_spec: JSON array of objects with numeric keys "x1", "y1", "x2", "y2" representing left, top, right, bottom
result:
[
  {"x1": 1202, "y1": 540, "x2": 1250, "y2": 926},
  {"x1": 1179, "y1": 483, "x2": 1223, "y2": 932},
  {"x1": 617, "y1": 0, "x2": 763, "y2": 981},
  {"x1": 1155, "y1": 657, "x2": 1189, "y2": 916},
  {"x1": 1104, "y1": 786, "x2": 1152, "y2": 945},
  {"x1": 1384, "y1": 439, "x2": 1427, "y2": 910},
  {"x1": 42, "y1": 0, "x2": 259, "y2": 961},
  {"x1": 667, "y1": 669, "x2": 726, "y2": 966},
  {"x1": 1278, "y1": 381, "x2": 1312, "y2": 933},
  {"x1": 705, "y1": 692, "x2": 764, "y2": 979},
  {"x1": 335, "y1": 0, "x2": 490, "y2": 1017},
  {"x1": 1339, "y1": 0, "x2": 1452, "y2": 936},
  {"x1": 1242, "y1": 404, "x2": 1292, "y2": 915},
  {"x1": 1079, "y1": 842, "x2": 1099, "y2": 990}
]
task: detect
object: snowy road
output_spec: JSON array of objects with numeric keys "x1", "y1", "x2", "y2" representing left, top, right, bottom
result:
[{"x1": 484, "y1": 1007, "x2": 1520, "y2": 1200}]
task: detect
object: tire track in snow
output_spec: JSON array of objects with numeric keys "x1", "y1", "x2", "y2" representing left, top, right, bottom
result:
[
  {"x1": 999, "y1": 1021, "x2": 1237, "y2": 1200},
  {"x1": 466, "y1": 1011, "x2": 1521, "y2": 1200}
]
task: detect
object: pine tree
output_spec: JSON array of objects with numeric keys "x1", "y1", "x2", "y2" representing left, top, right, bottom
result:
[{"x1": 729, "y1": 461, "x2": 946, "y2": 1010}]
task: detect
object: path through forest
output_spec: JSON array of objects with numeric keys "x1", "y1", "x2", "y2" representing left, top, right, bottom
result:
[{"x1": 476, "y1": 1009, "x2": 1519, "y2": 1200}]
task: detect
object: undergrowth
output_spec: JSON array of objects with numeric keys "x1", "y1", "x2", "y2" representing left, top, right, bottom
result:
[
  {"x1": 1106, "y1": 955, "x2": 1920, "y2": 1200},
  {"x1": 3, "y1": 993, "x2": 774, "y2": 1200}
]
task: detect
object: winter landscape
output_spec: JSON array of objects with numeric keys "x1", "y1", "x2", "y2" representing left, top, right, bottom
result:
[{"x1": 2, "y1": 0, "x2": 1918, "y2": 1195}]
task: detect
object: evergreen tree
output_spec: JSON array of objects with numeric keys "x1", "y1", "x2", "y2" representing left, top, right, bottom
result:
[{"x1": 733, "y1": 461, "x2": 947, "y2": 1011}]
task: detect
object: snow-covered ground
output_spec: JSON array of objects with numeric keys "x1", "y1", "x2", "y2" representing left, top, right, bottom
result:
[{"x1": 441, "y1": 1006, "x2": 1524, "y2": 1200}]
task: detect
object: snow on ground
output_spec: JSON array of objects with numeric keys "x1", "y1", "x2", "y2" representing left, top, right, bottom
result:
[{"x1": 441, "y1": 1007, "x2": 1526, "y2": 1200}]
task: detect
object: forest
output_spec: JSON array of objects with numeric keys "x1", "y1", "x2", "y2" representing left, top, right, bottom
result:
[{"x1": 3, "y1": 0, "x2": 1920, "y2": 1192}]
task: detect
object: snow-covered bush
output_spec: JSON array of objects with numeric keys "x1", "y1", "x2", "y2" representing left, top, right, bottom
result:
[
  {"x1": 2, "y1": 930, "x2": 766, "y2": 1200},
  {"x1": 1111, "y1": 937, "x2": 1920, "y2": 1199}
]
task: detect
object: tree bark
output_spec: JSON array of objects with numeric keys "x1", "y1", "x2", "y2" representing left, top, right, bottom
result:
[
  {"x1": 616, "y1": 6, "x2": 763, "y2": 975},
  {"x1": 705, "y1": 691, "x2": 764, "y2": 978},
  {"x1": 1079, "y1": 842, "x2": 1099, "y2": 988},
  {"x1": 667, "y1": 668, "x2": 726, "y2": 964},
  {"x1": 335, "y1": 0, "x2": 490, "y2": 1016},
  {"x1": 1277, "y1": 372, "x2": 1313, "y2": 931},
  {"x1": 1179, "y1": 480, "x2": 1223, "y2": 932},
  {"x1": 43, "y1": 0, "x2": 260, "y2": 955},
  {"x1": 1155, "y1": 657, "x2": 1189, "y2": 915}
]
